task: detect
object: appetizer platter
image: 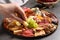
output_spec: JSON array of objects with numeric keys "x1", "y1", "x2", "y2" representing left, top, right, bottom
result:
[
  {"x1": 36, "y1": 0, "x2": 59, "y2": 8},
  {"x1": 3, "y1": 7, "x2": 58, "y2": 37},
  {"x1": 36, "y1": 0, "x2": 59, "y2": 4}
]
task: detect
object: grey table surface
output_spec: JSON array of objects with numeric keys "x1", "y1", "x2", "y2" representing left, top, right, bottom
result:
[{"x1": 0, "y1": 0, "x2": 60, "y2": 40}]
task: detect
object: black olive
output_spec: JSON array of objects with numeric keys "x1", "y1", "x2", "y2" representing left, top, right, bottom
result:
[{"x1": 52, "y1": 21, "x2": 58, "y2": 25}]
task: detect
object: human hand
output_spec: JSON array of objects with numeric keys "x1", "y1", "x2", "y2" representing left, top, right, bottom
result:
[{"x1": 0, "y1": 3, "x2": 27, "y2": 21}]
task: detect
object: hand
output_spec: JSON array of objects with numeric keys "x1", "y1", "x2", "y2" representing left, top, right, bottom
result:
[{"x1": 0, "y1": 3, "x2": 27, "y2": 21}]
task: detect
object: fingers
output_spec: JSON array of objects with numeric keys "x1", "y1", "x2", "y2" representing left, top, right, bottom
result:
[
  {"x1": 15, "y1": 5, "x2": 27, "y2": 21},
  {"x1": 11, "y1": 14, "x2": 28, "y2": 27},
  {"x1": 11, "y1": 14, "x2": 24, "y2": 24}
]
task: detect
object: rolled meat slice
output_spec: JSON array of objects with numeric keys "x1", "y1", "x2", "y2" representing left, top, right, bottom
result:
[{"x1": 22, "y1": 29, "x2": 34, "y2": 37}]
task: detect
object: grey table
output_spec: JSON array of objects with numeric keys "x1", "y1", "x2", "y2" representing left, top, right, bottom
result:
[{"x1": 0, "y1": 0, "x2": 60, "y2": 40}]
